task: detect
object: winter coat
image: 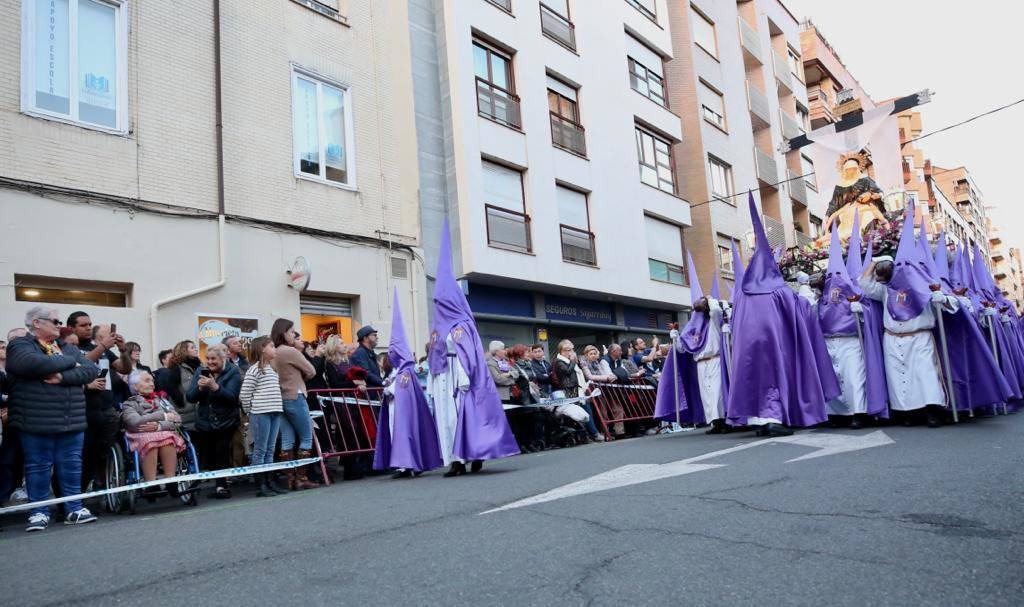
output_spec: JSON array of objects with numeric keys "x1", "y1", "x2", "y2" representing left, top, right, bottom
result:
[
  {"x1": 5, "y1": 335, "x2": 98, "y2": 434},
  {"x1": 186, "y1": 363, "x2": 242, "y2": 432}
]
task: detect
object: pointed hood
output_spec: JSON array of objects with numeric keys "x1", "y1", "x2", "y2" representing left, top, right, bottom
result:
[
  {"x1": 972, "y1": 244, "x2": 997, "y2": 300},
  {"x1": 933, "y1": 230, "x2": 949, "y2": 280},
  {"x1": 917, "y1": 220, "x2": 939, "y2": 281},
  {"x1": 949, "y1": 244, "x2": 967, "y2": 291},
  {"x1": 741, "y1": 193, "x2": 787, "y2": 295},
  {"x1": 846, "y1": 211, "x2": 864, "y2": 279},
  {"x1": 388, "y1": 289, "x2": 414, "y2": 373},
  {"x1": 680, "y1": 251, "x2": 710, "y2": 353},
  {"x1": 886, "y1": 201, "x2": 934, "y2": 321},
  {"x1": 818, "y1": 223, "x2": 859, "y2": 335},
  {"x1": 728, "y1": 243, "x2": 745, "y2": 302},
  {"x1": 687, "y1": 251, "x2": 703, "y2": 305},
  {"x1": 710, "y1": 270, "x2": 722, "y2": 300},
  {"x1": 427, "y1": 219, "x2": 474, "y2": 374},
  {"x1": 862, "y1": 239, "x2": 874, "y2": 271}
]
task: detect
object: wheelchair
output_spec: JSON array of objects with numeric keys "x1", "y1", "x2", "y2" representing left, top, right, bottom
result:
[{"x1": 104, "y1": 429, "x2": 201, "y2": 514}]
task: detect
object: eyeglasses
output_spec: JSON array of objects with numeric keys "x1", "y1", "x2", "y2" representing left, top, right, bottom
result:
[{"x1": 39, "y1": 318, "x2": 63, "y2": 326}]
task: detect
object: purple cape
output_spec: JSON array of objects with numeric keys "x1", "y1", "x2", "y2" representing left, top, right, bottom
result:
[
  {"x1": 887, "y1": 202, "x2": 934, "y2": 321},
  {"x1": 724, "y1": 194, "x2": 839, "y2": 427},
  {"x1": 428, "y1": 221, "x2": 519, "y2": 462},
  {"x1": 373, "y1": 290, "x2": 444, "y2": 472},
  {"x1": 680, "y1": 251, "x2": 709, "y2": 352}
]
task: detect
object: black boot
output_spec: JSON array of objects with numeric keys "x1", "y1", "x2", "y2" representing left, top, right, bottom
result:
[
  {"x1": 764, "y1": 423, "x2": 794, "y2": 437},
  {"x1": 470, "y1": 461, "x2": 483, "y2": 473},
  {"x1": 256, "y1": 473, "x2": 274, "y2": 498},
  {"x1": 925, "y1": 406, "x2": 943, "y2": 428},
  {"x1": 705, "y1": 419, "x2": 727, "y2": 435},
  {"x1": 443, "y1": 461, "x2": 466, "y2": 477},
  {"x1": 849, "y1": 415, "x2": 866, "y2": 430},
  {"x1": 391, "y1": 469, "x2": 413, "y2": 479}
]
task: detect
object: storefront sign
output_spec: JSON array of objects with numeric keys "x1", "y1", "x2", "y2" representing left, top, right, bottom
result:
[
  {"x1": 197, "y1": 315, "x2": 259, "y2": 358},
  {"x1": 543, "y1": 295, "x2": 615, "y2": 325}
]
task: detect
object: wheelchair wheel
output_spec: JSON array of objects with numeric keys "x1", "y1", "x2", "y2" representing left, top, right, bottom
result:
[
  {"x1": 104, "y1": 444, "x2": 124, "y2": 513},
  {"x1": 176, "y1": 454, "x2": 198, "y2": 507}
]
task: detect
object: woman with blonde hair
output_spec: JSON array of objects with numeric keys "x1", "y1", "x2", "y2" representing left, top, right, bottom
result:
[{"x1": 161, "y1": 340, "x2": 201, "y2": 431}]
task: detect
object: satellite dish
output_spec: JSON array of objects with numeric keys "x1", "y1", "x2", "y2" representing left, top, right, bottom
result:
[{"x1": 287, "y1": 256, "x2": 311, "y2": 291}]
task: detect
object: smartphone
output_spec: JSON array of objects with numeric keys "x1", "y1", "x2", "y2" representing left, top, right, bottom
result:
[
  {"x1": 200, "y1": 369, "x2": 213, "y2": 378},
  {"x1": 98, "y1": 369, "x2": 108, "y2": 379},
  {"x1": 110, "y1": 323, "x2": 117, "y2": 335}
]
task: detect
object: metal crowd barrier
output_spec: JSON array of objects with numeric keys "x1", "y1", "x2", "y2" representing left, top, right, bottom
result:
[
  {"x1": 587, "y1": 380, "x2": 658, "y2": 441},
  {"x1": 307, "y1": 388, "x2": 385, "y2": 485}
]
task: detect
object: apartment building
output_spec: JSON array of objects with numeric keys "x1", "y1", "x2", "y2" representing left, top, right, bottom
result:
[
  {"x1": 410, "y1": 0, "x2": 691, "y2": 350},
  {"x1": 660, "y1": 0, "x2": 812, "y2": 288},
  {"x1": 0, "y1": 0, "x2": 425, "y2": 356},
  {"x1": 931, "y1": 166, "x2": 989, "y2": 259},
  {"x1": 1007, "y1": 248, "x2": 1024, "y2": 311}
]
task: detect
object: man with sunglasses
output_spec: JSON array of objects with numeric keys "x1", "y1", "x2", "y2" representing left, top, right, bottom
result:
[{"x1": 5, "y1": 306, "x2": 99, "y2": 532}]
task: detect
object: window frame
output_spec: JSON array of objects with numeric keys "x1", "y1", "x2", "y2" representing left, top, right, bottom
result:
[
  {"x1": 645, "y1": 215, "x2": 687, "y2": 287},
  {"x1": 690, "y1": 5, "x2": 718, "y2": 59},
  {"x1": 482, "y1": 160, "x2": 532, "y2": 254},
  {"x1": 787, "y1": 45, "x2": 804, "y2": 82},
  {"x1": 699, "y1": 79, "x2": 726, "y2": 131},
  {"x1": 20, "y1": 0, "x2": 129, "y2": 134},
  {"x1": 485, "y1": 0, "x2": 513, "y2": 14},
  {"x1": 291, "y1": 66, "x2": 358, "y2": 189},
  {"x1": 800, "y1": 154, "x2": 817, "y2": 191},
  {"x1": 539, "y1": 1, "x2": 576, "y2": 51},
  {"x1": 473, "y1": 38, "x2": 521, "y2": 129},
  {"x1": 556, "y1": 184, "x2": 597, "y2": 266},
  {"x1": 628, "y1": 57, "x2": 668, "y2": 108},
  {"x1": 626, "y1": 0, "x2": 657, "y2": 23},
  {"x1": 547, "y1": 79, "x2": 586, "y2": 156},
  {"x1": 716, "y1": 233, "x2": 739, "y2": 275},
  {"x1": 708, "y1": 155, "x2": 735, "y2": 203},
  {"x1": 635, "y1": 125, "x2": 676, "y2": 195}
]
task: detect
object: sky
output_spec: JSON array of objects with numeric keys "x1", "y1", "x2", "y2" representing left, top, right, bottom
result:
[{"x1": 783, "y1": 0, "x2": 1024, "y2": 252}]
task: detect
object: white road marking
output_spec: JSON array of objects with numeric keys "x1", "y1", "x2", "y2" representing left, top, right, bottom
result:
[{"x1": 482, "y1": 430, "x2": 893, "y2": 514}]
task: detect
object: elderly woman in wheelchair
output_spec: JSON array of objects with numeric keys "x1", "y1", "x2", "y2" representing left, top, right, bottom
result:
[{"x1": 120, "y1": 371, "x2": 186, "y2": 490}]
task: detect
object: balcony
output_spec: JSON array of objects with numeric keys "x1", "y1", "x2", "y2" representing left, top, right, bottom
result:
[
  {"x1": 560, "y1": 225, "x2": 596, "y2": 266},
  {"x1": 763, "y1": 214, "x2": 787, "y2": 249},
  {"x1": 550, "y1": 112, "x2": 587, "y2": 156},
  {"x1": 992, "y1": 248, "x2": 1005, "y2": 262},
  {"x1": 476, "y1": 78, "x2": 522, "y2": 129},
  {"x1": 754, "y1": 147, "x2": 778, "y2": 187},
  {"x1": 795, "y1": 230, "x2": 814, "y2": 249},
  {"x1": 485, "y1": 205, "x2": 532, "y2": 253},
  {"x1": 788, "y1": 170, "x2": 808, "y2": 205},
  {"x1": 773, "y1": 50, "x2": 793, "y2": 93},
  {"x1": 738, "y1": 17, "x2": 762, "y2": 65},
  {"x1": 780, "y1": 109, "x2": 801, "y2": 141},
  {"x1": 747, "y1": 81, "x2": 771, "y2": 130},
  {"x1": 540, "y1": 4, "x2": 576, "y2": 51},
  {"x1": 953, "y1": 184, "x2": 972, "y2": 202}
]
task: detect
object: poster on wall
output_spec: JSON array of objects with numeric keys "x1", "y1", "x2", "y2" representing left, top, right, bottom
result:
[{"x1": 197, "y1": 315, "x2": 259, "y2": 359}]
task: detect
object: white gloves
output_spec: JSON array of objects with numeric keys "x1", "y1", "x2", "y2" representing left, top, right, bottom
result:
[
  {"x1": 959, "y1": 297, "x2": 973, "y2": 313},
  {"x1": 849, "y1": 301, "x2": 863, "y2": 313},
  {"x1": 981, "y1": 306, "x2": 998, "y2": 317},
  {"x1": 796, "y1": 271, "x2": 809, "y2": 285},
  {"x1": 721, "y1": 323, "x2": 732, "y2": 335},
  {"x1": 930, "y1": 291, "x2": 947, "y2": 304},
  {"x1": 669, "y1": 329, "x2": 680, "y2": 340}
]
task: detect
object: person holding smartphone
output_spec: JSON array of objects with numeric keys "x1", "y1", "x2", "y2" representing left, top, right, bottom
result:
[{"x1": 186, "y1": 344, "x2": 241, "y2": 498}]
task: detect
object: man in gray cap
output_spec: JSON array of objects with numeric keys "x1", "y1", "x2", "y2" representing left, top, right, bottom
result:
[{"x1": 350, "y1": 326, "x2": 383, "y2": 387}]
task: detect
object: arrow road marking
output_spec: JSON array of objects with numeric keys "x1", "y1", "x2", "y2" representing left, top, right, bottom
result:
[{"x1": 482, "y1": 431, "x2": 893, "y2": 514}]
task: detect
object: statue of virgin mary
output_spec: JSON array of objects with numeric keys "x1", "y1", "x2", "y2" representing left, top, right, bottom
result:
[{"x1": 823, "y1": 152, "x2": 888, "y2": 241}]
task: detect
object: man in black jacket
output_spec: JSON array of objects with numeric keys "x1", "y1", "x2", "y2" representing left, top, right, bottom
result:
[
  {"x1": 7, "y1": 306, "x2": 99, "y2": 531},
  {"x1": 529, "y1": 344, "x2": 553, "y2": 397},
  {"x1": 349, "y1": 326, "x2": 383, "y2": 387}
]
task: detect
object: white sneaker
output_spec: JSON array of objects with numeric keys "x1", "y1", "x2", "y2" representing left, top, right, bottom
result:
[
  {"x1": 65, "y1": 508, "x2": 98, "y2": 525},
  {"x1": 26, "y1": 512, "x2": 50, "y2": 532},
  {"x1": 11, "y1": 488, "x2": 28, "y2": 502}
]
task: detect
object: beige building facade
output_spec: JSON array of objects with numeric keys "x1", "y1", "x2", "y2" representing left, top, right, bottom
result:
[{"x1": 1, "y1": 0, "x2": 425, "y2": 358}]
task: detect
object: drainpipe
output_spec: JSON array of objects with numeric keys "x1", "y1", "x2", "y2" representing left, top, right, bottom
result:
[{"x1": 148, "y1": 0, "x2": 227, "y2": 360}]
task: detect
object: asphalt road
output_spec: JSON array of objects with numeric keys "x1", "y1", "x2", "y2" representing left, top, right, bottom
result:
[{"x1": 3, "y1": 414, "x2": 1023, "y2": 607}]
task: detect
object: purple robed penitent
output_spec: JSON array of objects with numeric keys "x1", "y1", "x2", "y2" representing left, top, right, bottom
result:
[
  {"x1": 886, "y1": 202, "x2": 934, "y2": 322},
  {"x1": 373, "y1": 290, "x2": 444, "y2": 473},
  {"x1": 724, "y1": 194, "x2": 839, "y2": 427},
  {"x1": 427, "y1": 221, "x2": 519, "y2": 462},
  {"x1": 968, "y1": 244, "x2": 1024, "y2": 401}
]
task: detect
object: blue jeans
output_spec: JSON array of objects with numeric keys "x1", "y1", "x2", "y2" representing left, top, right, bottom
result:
[
  {"x1": 21, "y1": 431, "x2": 85, "y2": 517},
  {"x1": 280, "y1": 395, "x2": 313, "y2": 451},
  {"x1": 250, "y1": 412, "x2": 282, "y2": 466},
  {"x1": 581, "y1": 403, "x2": 600, "y2": 437}
]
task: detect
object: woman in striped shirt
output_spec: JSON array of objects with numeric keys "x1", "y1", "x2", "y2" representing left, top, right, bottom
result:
[{"x1": 239, "y1": 336, "x2": 286, "y2": 497}]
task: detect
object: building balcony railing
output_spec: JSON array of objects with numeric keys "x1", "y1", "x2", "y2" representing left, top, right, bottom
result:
[
  {"x1": 476, "y1": 78, "x2": 522, "y2": 129},
  {"x1": 992, "y1": 248, "x2": 1005, "y2": 261},
  {"x1": 738, "y1": 17, "x2": 762, "y2": 64},
  {"x1": 763, "y1": 214, "x2": 787, "y2": 250},
  {"x1": 780, "y1": 109, "x2": 801, "y2": 141},
  {"x1": 550, "y1": 112, "x2": 587, "y2": 156},
  {"x1": 485, "y1": 204, "x2": 532, "y2": 253},
  {"x1": 795, "y1": 230, "x2": 814, "y2": 249},
  {"x1": 773, "y1": 50, "x2": 793, "y2": 93},
  {"x1": 560, "y1": 225, "x2": 597, "y2": 266},
  {"x1": 540, "y1": 4, "x2": 576, "y2": 51},
  {"x1": 747, "y1": 81, "x2": 771, "y2": 130},
  {"x1": 788, "y1": 169, "x2": 808, "y2": 205},
  {"x1": 754, "y1": 147, "x2": 778, "y2": 188}
]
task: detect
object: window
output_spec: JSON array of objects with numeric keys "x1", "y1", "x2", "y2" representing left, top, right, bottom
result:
[
  {"x1": 810, "y1": 216, "x2": 822, "y2": 238},
  {"x1": 717, "y1": 234, "x2": 738, "y2": 274},
  {"x1": 645, "y1": 216, "x2": 685, "y2": 286},
  {"x1": 635, "y1": 126, "x2": 675, "y2": 194},
  {"x1": 548, "y1": 77, "x2": 586, "y2": 156},
  {"x1": 787, "y1": 46, "x2": 803, "y2": 81},
  {"x1": 626, "y1": 35, "x2": 667, "y2": 107},
  {"x1": 473, "y1": 40, "x2": 521, "y2": 128},
  {"x1": 691, "y1": 7, "x2": 717, "y2": 58},
  {"x1": 801, "y1": 154, "x2": 816, "y2": 191},
  {"x1": 626, "y1": 0, "x2": 657, "y2": 22},
  {"x1": 540, "y1": 1, "x2": 575, "y2": 51},
  {"x1": 292, "y1": 69, "x2": 355, "y2": 186},
  {"x1": 557, "y1": 186, "x2": 596, "y2": 265},
  {"x1": 21, "y1": 0, "x2": 127, "y2": 131},
  {"x1": 699, "y1": 81, "x2": 725, "y2": 129},
  {"x1": 486, "y1": 0, "x2": 513, "y2": 12},
  {"x1": 482, "y1": 160, "x2": 531, "y2": 253},
  {"x1": 796, "y1": 103, "x2": 810, "y2": 135},
  {"x1": 15, "y1": 274, "x2": 130, "y2": 307},
  {"x1": 708, "y1": 156, "x2": 734, "y2": 201}
]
